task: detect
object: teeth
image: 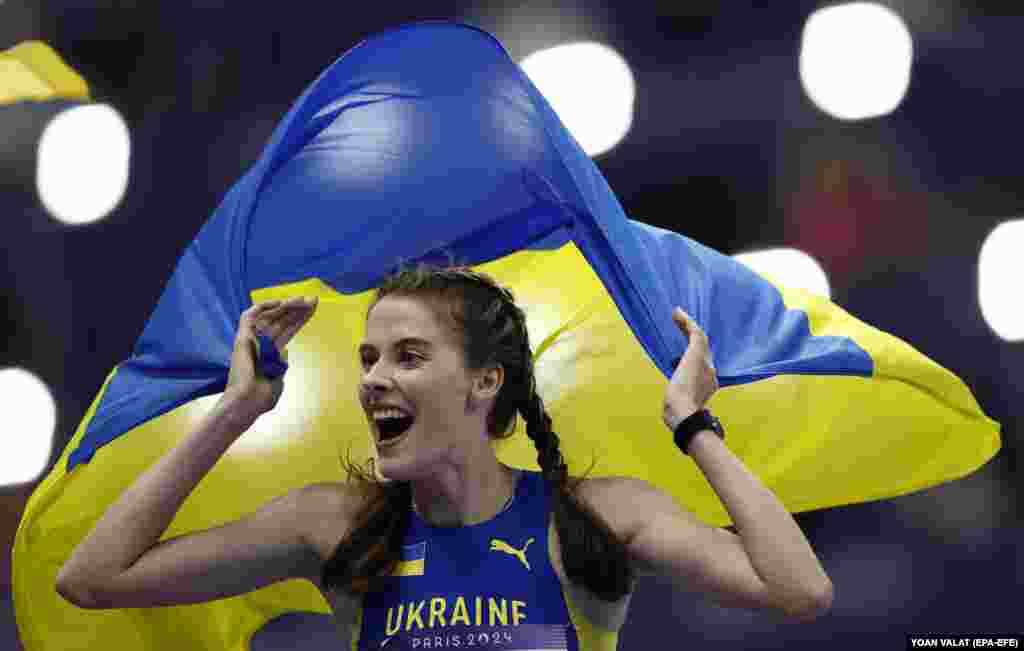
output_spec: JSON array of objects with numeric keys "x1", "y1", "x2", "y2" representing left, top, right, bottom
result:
[{"x1": 372, "y1": 408, "x2": 410, "y2": 420}]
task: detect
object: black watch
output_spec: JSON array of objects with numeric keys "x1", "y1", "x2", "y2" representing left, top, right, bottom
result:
[{"x1": 673, "y1": 409, "x2": 725, "y2": 455}]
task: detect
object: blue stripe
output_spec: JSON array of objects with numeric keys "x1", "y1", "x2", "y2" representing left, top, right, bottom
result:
[{"x1": 400, "y1": 542, "x2": 426, "y2": 562}]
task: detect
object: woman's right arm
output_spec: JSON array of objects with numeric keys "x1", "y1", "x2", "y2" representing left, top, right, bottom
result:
[
  {"x1": 56, "y1": 296, "x2": 320, "y2": 608},
  {"x1": 57, "y1": 481, "x2": 325, "y2": 609}
]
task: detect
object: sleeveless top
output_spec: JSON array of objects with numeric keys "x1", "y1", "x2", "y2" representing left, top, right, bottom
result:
[{"x1": 349, "y1": 468, "x2": 620, "y2": 650}]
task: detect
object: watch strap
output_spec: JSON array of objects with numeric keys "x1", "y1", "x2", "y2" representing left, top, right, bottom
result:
[{"x1": 673, "y1": 408, "x2": 724, "y2": 455}]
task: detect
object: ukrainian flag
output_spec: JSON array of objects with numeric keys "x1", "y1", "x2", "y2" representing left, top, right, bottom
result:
[
  {"x1": 13, "y1": 20, "x2": 999, "y2": 651},
  {"x1": 394, "y1": 542, "x2": 427, "y2": 578}
]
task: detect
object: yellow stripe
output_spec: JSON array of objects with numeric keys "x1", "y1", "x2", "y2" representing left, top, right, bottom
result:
[
  {"x1": 392, "y1": 559, "x2": 425, "y2": 576},
  {"x1": 763, "y1": 272, "x2": 996, "y2": 424},
  {"x1": 0, "y1": 41, "x2": 90, "y2": 104}
]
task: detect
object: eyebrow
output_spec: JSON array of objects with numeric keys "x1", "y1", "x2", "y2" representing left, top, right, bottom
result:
[{"x1": 358, "y1": 337, "x2": 433, "y2": 355}]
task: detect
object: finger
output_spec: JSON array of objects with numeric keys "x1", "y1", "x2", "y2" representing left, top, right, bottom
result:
[
  {"x1": 672, "y1": 307, "x2": 689, "y2": 328},
  {"x1": 272, "y1": 312, "x2": 306, "y2": 350},
  {"x1": 242, "y1": 303, "x2": 283, "y2": 332},
  {"x1": 252, "y1": 301, "x2": 294, "y2": 322},
  {"x1": 275, "y1": 306, "x2": 314, "y2": 350},
  {"x1": 673, "y1": 308, "x2": 699, "y2": 339},
  {"x1": 259, "y1": 297, "x2": 316, "y2": 323},
  {"x1": 245, "y1": 300, "x2": 283, "y2": 317},
  {"x1": 261, "y1": 301, "x2": 313, "y2": 342},
  {"x1": 253, "y1": 296, "x2": 305, "y2": 316},
  {"x1": 252, "y1": 297, "x2": 304, "y2": 329},
  {"x1": 683, "y1": 310, "x2": 708, "y2": 344},
  {"x1": 675, "y1": 309, "x2": 711, "y2": 356},
  {"x1": 279, "y1": 295, "x2": 311, "y2": 307}
]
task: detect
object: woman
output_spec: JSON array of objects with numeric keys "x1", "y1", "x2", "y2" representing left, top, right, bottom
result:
[{"x1": 57, "y1": 263, "x2": 832, "y2": 650}]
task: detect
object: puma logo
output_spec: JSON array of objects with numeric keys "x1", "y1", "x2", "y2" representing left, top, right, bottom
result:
[{"x1": 489, "y1": 537, "x2": 535, "y2": 571}]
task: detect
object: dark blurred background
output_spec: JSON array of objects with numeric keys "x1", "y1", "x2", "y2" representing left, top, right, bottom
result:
[{"x1": 1, "y1": 1, "x2": 1020, "y2": 648}]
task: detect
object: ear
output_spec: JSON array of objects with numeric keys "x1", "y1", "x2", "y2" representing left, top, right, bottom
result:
[{"x1": 473, "y1": 363, "x2": 504, "y2": 401}]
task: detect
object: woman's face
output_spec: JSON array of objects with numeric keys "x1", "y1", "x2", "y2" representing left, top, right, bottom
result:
[{"x1": 358, "y1": 294, "x2": 490, "y2": 479}]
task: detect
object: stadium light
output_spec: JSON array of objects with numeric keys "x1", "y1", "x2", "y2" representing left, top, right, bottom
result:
[
  {"x1": 733, "y1": 248, "x2": 832, "y2": 298},
  {"x1": 0, "y1": 367, "x2": 57, "y2": 486},
  {"x1": 978, "y1": 219, "x2": 1024, "y2": 342},
  {"x1": 36, "y1": 103, "x2": 131, "y2": 225},
  {"x1": 800, "y1": 2, "x2": 913, "y2": 121},
  {"x1": 519, "y1": 42, "x2": 635, "y2": 157}
]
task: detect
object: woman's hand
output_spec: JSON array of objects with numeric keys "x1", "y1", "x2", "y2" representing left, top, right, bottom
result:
[
  {"x1": 220, "y1": 296, "x2": 318, "y2": 428},
  {"x1": 663, "y1": 307, "x2": 719, "y2": 430}
]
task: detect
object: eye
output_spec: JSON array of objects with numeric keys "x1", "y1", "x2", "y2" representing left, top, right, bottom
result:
[
  {"x1": 399, "y1": 351, "x2": 421, "y2": 365},
  {"x1": 360, "y1": 351, "x2": 421, "y2": 369}
]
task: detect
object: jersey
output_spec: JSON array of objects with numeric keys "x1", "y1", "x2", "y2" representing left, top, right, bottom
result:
[{"x1": 350, "y1": 468, "x2": 620, "y2": 650}]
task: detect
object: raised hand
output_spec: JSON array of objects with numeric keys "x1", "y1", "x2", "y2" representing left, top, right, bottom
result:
[
  {"x1": 221, "y1": 296, "x2": 318, "y2": 428},
  {"x1": 663, "y1": 307, "x2": 719, "y2": 430}
]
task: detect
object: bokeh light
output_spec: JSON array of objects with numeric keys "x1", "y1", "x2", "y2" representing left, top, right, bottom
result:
[
  {"x1": 36, "y1": 103, "x2": 131, "y2": 225},
  {"x1": 978, "y1": 219, "x2": 1024, "y2": 342},
  {"x1": 0, "y1": 367, "x2": 56, "y2": 486},
  {"x1": 519, "y1": 42, "x2": 635, "y2": 157},
  {"x1": 733, "y1": 248, "x2": 831, "y2": 298},
  {"x1": 800, "y1": 2, "x2": 913, "y2": 121}
]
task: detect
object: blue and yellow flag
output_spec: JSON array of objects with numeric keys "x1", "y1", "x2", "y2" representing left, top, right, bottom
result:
[
  {"x1": 14, "y1": 21, "x2": 999, "y2": 651},
  {"x1": 0, "y1": 41, "x2": 90, "y2": 104}
]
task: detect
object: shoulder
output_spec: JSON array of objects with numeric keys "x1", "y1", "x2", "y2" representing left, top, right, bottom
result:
[
  {"x1": 297, "y1": 481, "x2": 381, "y2": 584},
  {"x1": 298, "y1": 481, "x2": 356, "y2": 519}
]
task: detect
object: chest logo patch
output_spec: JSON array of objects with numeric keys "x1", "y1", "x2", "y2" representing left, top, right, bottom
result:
[{"x1": 489, "y1": 537, "x2": 535, "y2": 570}]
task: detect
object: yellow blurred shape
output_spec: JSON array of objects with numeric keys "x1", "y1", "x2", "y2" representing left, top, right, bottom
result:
[{"x1": 0, "y1": 41, "x2": 90, "y2": 105}]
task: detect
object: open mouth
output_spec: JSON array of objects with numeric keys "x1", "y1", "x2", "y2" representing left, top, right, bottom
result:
[{"x1": 376, "y1": 416, "x2": 415, "y2": 443}]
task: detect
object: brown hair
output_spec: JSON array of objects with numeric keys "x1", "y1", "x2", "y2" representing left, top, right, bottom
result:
[{"x1": 319, "y1": 257, "x2": 635, "y2": 601}]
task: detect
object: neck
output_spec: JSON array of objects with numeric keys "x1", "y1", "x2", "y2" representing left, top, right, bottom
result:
[{"x1": 410, "y1": 454, "x2": 519, "y2": 528}]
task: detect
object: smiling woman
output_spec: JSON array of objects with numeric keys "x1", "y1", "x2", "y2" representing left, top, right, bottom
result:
[
  {"x1": 324, "y1": 261, "x2": 636, "y2": 644},
  {"x1": 317, "y1": 257, "x2": 835, "y2": 650}
]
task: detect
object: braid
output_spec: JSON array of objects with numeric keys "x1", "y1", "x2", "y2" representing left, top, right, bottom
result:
[
  {"x1": 514, "y1": 316, "x2": 562, "y2": 479},
  {"x1": 519, "y1": 357, "x2": 567, "y2": 485},
  {"x1": 508, "y1": 301, "x2": 634, "y2": 602}
]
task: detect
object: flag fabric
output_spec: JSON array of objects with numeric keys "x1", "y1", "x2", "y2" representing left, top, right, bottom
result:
[
  {"x1": 0, "y1": 41, "x2": 90, "y2": 105},
  {"x1": 14, "y1": 20, "x2": 999, "y2": 651}
]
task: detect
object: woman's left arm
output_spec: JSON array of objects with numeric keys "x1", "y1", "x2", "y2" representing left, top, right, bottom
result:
[
  {"x1": 622, "y1": 308, "x2": 833, "y2": 620},
  {"x1": 609, "y1": 439, "x2": 834, "y2": 621},
  {"x1": 688, "y1": 429, "x2": 833, "y2": 617}
]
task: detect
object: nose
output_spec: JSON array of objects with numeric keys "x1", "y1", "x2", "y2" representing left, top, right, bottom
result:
[{"x1": 359, "y1": 360, "x2": 393, "y2": 399}]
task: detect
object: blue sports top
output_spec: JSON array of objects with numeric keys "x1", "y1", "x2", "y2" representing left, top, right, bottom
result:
[{"x1": 350, "y1": 468, "x2": 620, "y2": 650}]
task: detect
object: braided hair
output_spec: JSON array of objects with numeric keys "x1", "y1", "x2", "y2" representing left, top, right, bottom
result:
[{"x1": 322, "y1": 258, "x2": 635, "y2": 601}]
